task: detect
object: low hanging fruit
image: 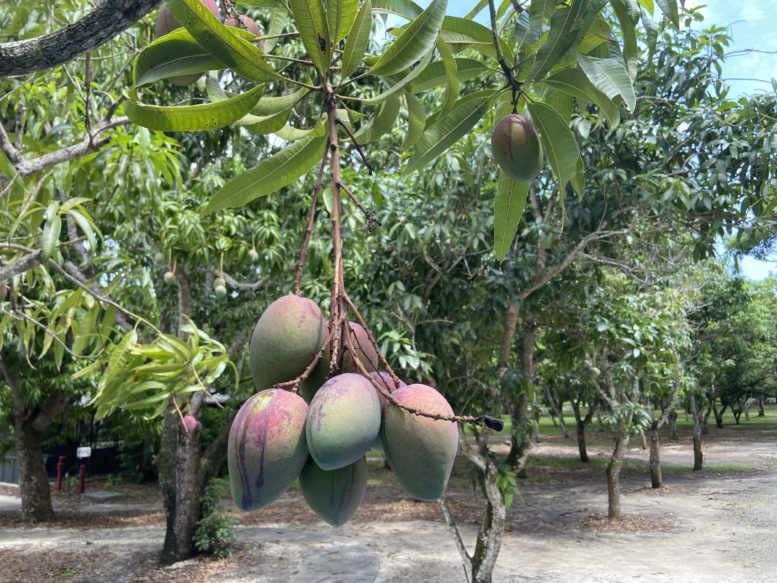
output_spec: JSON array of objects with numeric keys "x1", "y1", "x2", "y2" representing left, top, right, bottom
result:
[
  {"x1": 299, "y1": 456, "x2": 368, "y2": 527},
  {"x1": 491, "y1": 114, "x2": 544, "y2": 182},
  {"x1": 227, "y1": 389, "x2": 309, "y2": 511}
]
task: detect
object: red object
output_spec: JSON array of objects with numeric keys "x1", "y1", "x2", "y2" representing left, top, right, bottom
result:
[
  {"x1": 56, "y1": 455, "x2": 66, "y2": 491},
  {"x1": 79, "y1": 463, "x2": 87, "y2": 494}
]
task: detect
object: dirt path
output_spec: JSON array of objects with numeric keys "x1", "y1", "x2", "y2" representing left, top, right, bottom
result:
[{"x1": 1, "y1": 431, "x2": 776, "y2": 582}]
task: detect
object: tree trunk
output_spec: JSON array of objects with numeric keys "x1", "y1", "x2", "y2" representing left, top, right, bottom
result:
[
  {"x1": 532, "y1": 404, "x2": 541, "y2": 443},
  {"x1": 15, "y1": 424, "x2": 55, "y2": 521},
  {"x1": 470, "y1": 457, "x2": 506, "y2": 583},
  {"x1": 742, "y1": 398, "x2": 750, "y2": 422},
  {"x1": 648, "y1": 422, "x2": 662, "y2": 489},
  {"x1": 159, "y1": 409, "x2": 204, "y2": 565},
  {"x1": 666, "y1": 409, "x2": 678, "y2": 441},
  {"x1": 571, "y1": 399, "x2": 595, "y2": 463},
  {"x1": 702, "y1": 399, "x2": 712, "y2": 435},
  {"x1": 757, "y1": 397, "x2": 765, "y2": 417},
  {"x1": 712, "y1": 402, "x2": 726, "y2": 428},
  {"x1": 506, "y1": 318, "x2": 536, "y2": 477},
  {"x1": 690, "y1": 394, "x2": 704, "y2": 471},
  {"x1": 606, "y1": 420, "x2": 630, "y2": 520}
]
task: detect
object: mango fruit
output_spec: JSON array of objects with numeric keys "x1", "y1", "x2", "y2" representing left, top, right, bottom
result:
[
  {"x1": 300, "y1": 456, "x2": 368, "y2": 526},
  {"x1": 491, "y1": 114, "x2": 543, "y2": 182}
]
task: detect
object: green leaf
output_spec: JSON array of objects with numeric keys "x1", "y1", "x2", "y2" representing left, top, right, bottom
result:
[
  {"x1": 274, "y1": 124, "x2": 322, "y2": 141},
  {"x1": 341, "y1": 0, "x2": 372, "y2": 79},
  {"x1": 328, "y1": 0, "x2": 359, "y2": 43},
  {"x1": 362, "y1": 51, "x2": 433, "y2": 105},
  {"x1": 133, "y1": 28, "x2": 224, "y2": 86},
  {"x1": 252, "y1": 87, "x2": 309, "y2": 115},
  {"x1": 40, "y1": 202, "x2": 61, "y2": 261},
  {"x1": 513, "y1": 10, "x2": 540, "y2": 47},
  {"x1": 370, "y1": 0, "x2": 422, "y2": 19},
  {"x1": 576, "y1": 54, "x2": 636, "y2": 111},
  {"x1": 494, "y1": 172, "x2": 529, "y2": 261},
  {"x1": 655, "y1": 0, "x2": 679, "y2": 27},
  {"x1": 527, "y1": 101, "x2": 581, "y2": 189},
  {"x1": 529, "y1": 0, "x2": 555, "y2": 36},
  {"x1": 369, "y1": 0, "x2": 447, "y2": 77},
  {"x1": 67, "y1": 209, "x2": 98, "y2": 254},
  {"x1": 440, "y1": 16, "x2": 514, "y2": 62},
  {"x1": 403, "y1": 91, "x2": 426, "y2": 148},
  {"x1": 543, "y1": 68, "x2": 620, "y2": 128},
  {"x1": 354, "y1": 96, "x2": 401, "y2": 143},
  {"x1": 164, "y1": 0, "x2": 280, "y2": 81},
  {"x1": 609, "y1": 0, "x2": 639, "y2": 79},
  {"x1": 436, "y1": 38, "x2": 459, "y2": 114},
  {"x1": 409, "y1": 57, "x2": 486, "y2": 92},
  {"x1": 243, "y1": 110, "x2": 291, "y2": 134},
  {"x1": 403, "y1": 89, "x2": 494, "y2": 174},
  {"x1": 125, "y1": 84, "x2": 264, "y2": 131},
  {"x1": 528, "y1": 0, "x2": 593, "y2": 82},
  {"x1": 205, "y1": 123, "x2": 328, "y2": 212},
  {"x1": 264, "y1": 7, "x2": 288, "y2": 51},
  {"x1": 289, "y1": 0, "x2": 331, "y2": 74}
]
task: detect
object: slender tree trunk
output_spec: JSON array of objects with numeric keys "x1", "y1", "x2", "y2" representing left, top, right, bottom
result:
[
  {"x1": 666, "y1": 409, "x2": 678, "y2": 441},
  {"x1": 689, "y1": 393, "x2": 704, "y2": 471},
  {"x1": 545, "y1": 386, "x2": 569, "y2": 438},
  {"x1": 757, "y1": 397, "x2": 765, "y2": 417},
  {"x1": 713, "y1": 402, "x2": 726, "y2": 428},
  {"x1": 571, "y1": 399, "x2": 595, "y2": 463},
  {"x1": 506, "y1": 318, "x2": 536, "y2": 477},
  {"x1": 532, "y1": 404, "x2": 540, "y2": 443},
  {"x1": 648, "y1": 422, "x2": 662, "y2": 489},
  {"x1": 606, "y1": 420, "x2": 630, "y2": 520},
  {"x1": 742, "y1": 398, "x2": 750, "y2": 422},
  {"x1": 470, "y1": 457, "x2": 506, "y2": 583},
  {"x1": 702, "y1": 399, "x2": 712, "y2": 435}
]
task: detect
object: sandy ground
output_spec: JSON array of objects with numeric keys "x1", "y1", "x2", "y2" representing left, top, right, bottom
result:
[{"x1": 1, "y1": 426, "x2": 776, "y2": 583}]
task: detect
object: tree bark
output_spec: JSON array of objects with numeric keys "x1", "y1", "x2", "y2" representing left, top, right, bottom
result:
[
  {"x1": 712, "y1": 402, "x2": 726, "y2": 428},
  {"x1": 15, "y1": 423, "x2": 55, "y2": 522},
  {"x1": 702, "y1": 399, "x2": 712, "y2": 435},
  {"x1": 648, "y1": 422, "x2": 662, "y2": 489},
  {"x1": 757, "y1": 396, "x2": 765, "y2": 417},
  {"x1": 470, "y1": 457, "x2": 506, "y2": 583},
  {"x1": 666, "y1": 409, "x2": 678, "y2": 441},
  {"x1": 544, "y1": 386, "x2": 569, "y2": 438},
  {"x1": 0, "y1": 0, "x2": 162, "y2": 77},
  {"x1": 571, "y1": 399, "x2": 596, "y2": 463},
  {"x1": 689, "y1": 393, "x2": 704, "y2": 471},
  {"x1": 606, "y1": 420, "x2": 630, "y2": 520},
  {"x1": 506, "y1": 318, "x2": 536, "y2": 477}
]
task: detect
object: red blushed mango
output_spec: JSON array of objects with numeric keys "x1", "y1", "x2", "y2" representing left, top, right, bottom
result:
[
  {"x1": 228, "y1": 389, "x2": 308, "y2": 511},
  {"x1": 306, "y1": 373, "x2": 381, "y2": 470},
  {"x1": 383, "y1": 384, "x2": 458, "y2": 501},
  {"x1": 342, "y1": 322, "x2": 380, "y2": 373},
  {"x1": 249, "y1": 295, "x2": 324, "y2": 390},
  {"x1": 491, "y1": 114, "x2": 544, "y2": 182},
  {"x1": 300, "y1": 456, "x2": 367, "y2": 526},
  {"x1": 369, "y1": 371, "x2": 406, "y2": 410}
]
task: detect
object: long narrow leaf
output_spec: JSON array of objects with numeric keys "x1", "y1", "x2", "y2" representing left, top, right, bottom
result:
[
  {"x1": 369, "y1": 0, "x2": 447, "y2": 77},
  {"x1": 341, "y1": 0, "x2": 372, "y2": 79},
  {"x1": 328, "y1": 0, "x2": 359, "y2": 43},
  {"x1": 205, "y1": 123, "x2": 328, "y2": 212},
  {"x1": 126, "y1": 84, "x2": 265, "y2": 131},
  {"x1": 494, "y1": 172, "x2": 529, "y2": 261},
  {"x1": 403, "y1": 89, "x2": 494, "y2": 174},
  {"x1": 527, "y1": 101, "x2": 581, "y2": 190},
  {"x1": 289, "y1": 0, "x2": 331, "y2": 74},
  {"x1": 134, "y1": 28, "x2": 224, "y2": 86},
  {"x1": 576, "y1": 54, "x2": 636, "y2": 111}
]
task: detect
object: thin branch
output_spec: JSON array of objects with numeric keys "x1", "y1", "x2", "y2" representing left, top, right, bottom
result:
[
  {"x1": 0, "y1": 251, "x2": 42, "y2": 283},
  {"x1": 0, "y1": 0, "x2": 161, "y2": 77},
  {"x1": 294, "y1": 144, "x2": 330, "y2": 295},
  {"x1": 0, "y1": 119, "x2": 23, "y2": 165},
  {"x1": 222, "y1": 272, "x2": 270, "y2": 292},
  {"x1": 438, "y1": 497, "x2": 473, "y2": 580},
  {"x1": 14, "y1": 117, "x2": 130, "y2": 177},
  {"x1": 337, "y1": 180, "x2": 379, "y2": 228},
  {"x1": 335, "y1": 118, "x2": 374, "y2": 174}
]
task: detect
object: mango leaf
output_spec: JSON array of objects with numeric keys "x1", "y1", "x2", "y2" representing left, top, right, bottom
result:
[
  {"x1": 205, "y1": 123, "x2": 328, "y2": 212},
  {"x1": 328, "y1": 0, "x2": 359, "y2": 43},
  {"x1": 289, "y1": 0, "x2": 331, "y2": 74},
  {"x1": 494, "y1": 172, "x2": 529, "y2": 261},
  {"x1": 543, "y1": 68, "x2": 620, "y2": 128},
  {"x1": 126, "y1": 84, "x2": 265, "y2": 131},
  {"x1": 529, "y1": 0, "x2": 555, "y2": 36},
  {"x1": 435, "y1": 38, "x2": 459, "y2": 114},
  {"x1": 205, "y1": 77, "x2": 291, "y2": 132},
  {"x1": 264, "y1": 7, "x2": 288, "y2": 51},
  {"x1": 513, "y1": 9, "x2": 540, "y2": 47},
  {"x1": 164, "y1": 0, "x2": 280, "y2": 81},
  {"x1": 354, "y1": 96, "x2": 401, "y2": 143},
  {"x1": 440, "y1": 16, "x2": 513, "y2": 62},
  {"x1": 403, "y1": 89, "x2": 494, "y2": 174},
  {"x1": 40, "y1": 202, "x2": 61, "y2": 261},
  {"x1": 403, "y1": 91, "x2": 426, "y2": 148},
  {"x1": 576, "y1": 54, "x2": 636, "y2": 111},
  {"x1": 408, "y1": 57, "x2": 486, "y2": 92},
  {"x1": 527, "y1": 101, "x2": 581, "y2": 190},
  {"x1": 609, "y1": 0, "x2": 639, "y2": 79},
  {"x1": 252, "y1": 87, "x2": 309, "y2": 115},
  {"x1": 133, "y1": 28, "x2": 224, "y2": 86},
  {"x1": 528, "y1": 0, "x2": 599, "y2": 82},
  {"x1": 362, "y1": 51, "x2": 433, "y2": 105},
  {"x1": 341, "y1": 0, "x2": 372, "y2": 79},
  {"x1": 67, "y1": 208, "x2": 98, "y2": 254},
  {"x1": 371, "y1": 0, "x2": 422, "y2": 19},
  {"x1": 655, "y1": 0, "x2": 679, "y2": 27},
  {"x1": 369, "y1": 0, "x2": 447, "y2": 77}
]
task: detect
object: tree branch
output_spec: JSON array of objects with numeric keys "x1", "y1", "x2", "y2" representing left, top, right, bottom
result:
[
  {"x1": 32, "y1": 391, "x2": 69, "y2": 433},
  {"x1": 222, "y1": 272, "x2": 271, "y2": 292},
  {"x1": 0, "y1": 251, "x2": 42, "y2": 283},
  {"x1": 14, "y1": 117, "x2": 130, "y2": 177},
  {"x1": 0, "y1": 0, "x2": 161, "y2": 77}
]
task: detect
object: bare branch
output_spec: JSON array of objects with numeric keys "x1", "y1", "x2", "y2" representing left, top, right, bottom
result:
[
  {"x1": 0, "y1": 251, "x2": 42, "y2": 283},
  {"x1": 0, "y1": 0, "x2": 161, "y2": 77},
  {"x1": 223, "y1": 272, "x2": 271, "y2": 292}
]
